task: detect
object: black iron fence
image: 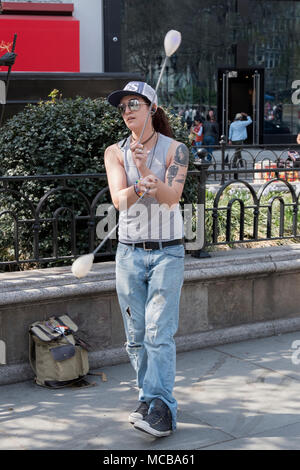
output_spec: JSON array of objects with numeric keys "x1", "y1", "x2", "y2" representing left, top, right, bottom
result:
[
  {"x1": 0, "y1": 173, "x2": 113, "y2": 269},
  {"x1": 189, "y1": 140, "x2": 300, "y2": 255},
  {"x1": 1, "y1": 141, "x2": 300, "y2": 270},
  {"x1": 202, "y1": 138, "x2": 300, "y2": 184}
]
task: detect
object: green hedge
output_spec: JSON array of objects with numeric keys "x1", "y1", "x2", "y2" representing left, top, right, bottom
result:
[{"x1": 0, "y1": 92, "x2": 193, "y2": 176}]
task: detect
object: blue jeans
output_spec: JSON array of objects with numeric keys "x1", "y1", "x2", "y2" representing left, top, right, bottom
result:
[
  {"x1": 203, "y1": 135, "x2": 216, "y2": 161},
  {"x1": 115, "y1": 242, "x2": 185, "y2": 430},
  {"x1": 192, "y1": 141, "x2": 202, "y2": 158}
]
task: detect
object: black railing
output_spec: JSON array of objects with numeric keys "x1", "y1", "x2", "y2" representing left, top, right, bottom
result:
[
  {"x1": 200, "y1": 138, "x2": 300, "y2": 185},
  {"x1": 190, "y1": 143, "x2": 300, "y2": 256},
  {"x1": 1, "y1": 141, "x2": 300, "y2": 269},
  {"x1": 0, "y1": 173, "x2": 113, "y2": 269}
]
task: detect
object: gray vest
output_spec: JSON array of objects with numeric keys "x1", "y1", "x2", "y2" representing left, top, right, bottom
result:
[{"x1": 117, "y1": 133, "x2": 184, "y2": 243}]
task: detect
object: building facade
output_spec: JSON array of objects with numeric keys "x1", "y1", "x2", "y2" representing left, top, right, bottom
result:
[
  {"x1": 113, "y1": 0, "x2": 300, "y2": 143},
  {"x1": 0, "y1": 0, "x2": 299, "y2": 143}
]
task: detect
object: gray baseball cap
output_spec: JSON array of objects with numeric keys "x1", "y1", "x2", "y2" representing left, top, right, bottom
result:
[{"x1": 107, "y1": 81, "x2": 158, "y2": 107}]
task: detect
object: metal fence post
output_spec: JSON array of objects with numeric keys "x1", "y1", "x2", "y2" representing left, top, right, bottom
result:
[
  {"x1": 220, "y1": 135, "x2": 226, "y2": 185},
  {"x1": 192, "y1": 148, "x2": 210, "y2": 258},
  {"x1": 33, "y1": 219, "x2": 40, "y2": 261}
]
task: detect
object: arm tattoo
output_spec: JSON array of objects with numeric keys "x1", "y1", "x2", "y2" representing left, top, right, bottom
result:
[
  {"x1": 174, "y1": 144, "x2": 189, "y2": 167},
  {"x1": 166, "y1": 144, "x2": 189, "y2": 186},
  {"x1": 175, "y1": 176, "x2": 186, "y2": 184},
  {"x1": 167, "y1": 164, "x2": 179, "y2": 186}
]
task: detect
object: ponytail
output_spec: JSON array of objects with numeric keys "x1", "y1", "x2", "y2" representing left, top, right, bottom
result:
[{"x1": 152, "y1": 107, "x2": 174, "y2": 138}]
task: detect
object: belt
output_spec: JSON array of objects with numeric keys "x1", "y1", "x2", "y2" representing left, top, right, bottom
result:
[{"x1": 121, "y1": 239, "x2": 184, "y2": 251}]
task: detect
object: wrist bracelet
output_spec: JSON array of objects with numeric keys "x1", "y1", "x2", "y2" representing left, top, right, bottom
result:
[{"x1": 134, "y1": 180, "x2": 143, "y2": 198}]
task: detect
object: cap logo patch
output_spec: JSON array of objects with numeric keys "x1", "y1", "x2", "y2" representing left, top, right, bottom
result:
[{"x1": 125, "y1": 82, "x2": 143, "y2": 93}]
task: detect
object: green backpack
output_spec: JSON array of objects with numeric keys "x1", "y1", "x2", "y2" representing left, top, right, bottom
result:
[{"x1": 29, "y1": 315, "x2": 89, "y2": 388}]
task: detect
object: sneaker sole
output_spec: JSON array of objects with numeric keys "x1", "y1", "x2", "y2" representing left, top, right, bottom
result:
[
  {"x1": 128, "y1": 412, "x2": 143, "y2": 424},
  {"x1": 133, "y1": 419, "x2": 172, "y2": 437}
]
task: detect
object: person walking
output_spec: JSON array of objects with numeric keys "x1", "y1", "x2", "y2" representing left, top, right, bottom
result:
[
  {"x1": 190, "y1": 117, "x2": 203, "y2": 158},
  {"x1": 104, "y1": 81, "x2": 188, "y2": 438},
  {"x1": 203, "y1": 115, "x2": 219, "y2": 161},
  {"x1": 228, "y1": 112, "x2": 252, "y2": 173}
]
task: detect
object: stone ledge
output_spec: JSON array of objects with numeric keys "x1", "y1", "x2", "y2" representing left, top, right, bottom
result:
[
  {"x1": 2, "y1": 316, "x2": 300, "y2": 385},
  {"x1": 1, "y1": 244, "x2": 300, "y2": 305},
  {"x1": 2, "y1": 244, "x2": 300, "y2": 385}
]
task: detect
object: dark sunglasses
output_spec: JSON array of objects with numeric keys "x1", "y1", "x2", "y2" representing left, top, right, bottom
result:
[{"x1": 117, "y1": 99, "x2": 148, "y2": 115}]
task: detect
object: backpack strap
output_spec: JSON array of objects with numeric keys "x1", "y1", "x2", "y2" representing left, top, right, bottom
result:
[
  {"x1": 28, "y1": 332, "x2": 37, "y2": 375},
  {"x1": 30, "y1": 323, "x2": 59, "y2": 342}
]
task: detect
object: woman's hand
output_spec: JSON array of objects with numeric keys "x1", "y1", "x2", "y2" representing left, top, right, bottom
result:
[
  {"x1": 130, "y1": 141, "x2": 149, "y2": 173},
  {"x1": 137, "y1": 174, "x2": 159, "y2": 198}
]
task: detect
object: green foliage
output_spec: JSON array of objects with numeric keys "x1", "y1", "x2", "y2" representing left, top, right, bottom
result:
[
  {"x1": 0, "y1": 93, "x2": 193, "y2": 177},
  {"x1": 0, "y1": 95, "x2": 127, "y2": 176},
  {"x1": 0, "y1": 93, "x2": 193, "y2": 268}
]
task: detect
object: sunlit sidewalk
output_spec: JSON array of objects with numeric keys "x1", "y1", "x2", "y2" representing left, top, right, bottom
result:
[{"x1": 1, "y1": 330, "x2": 300, "y2": 451}]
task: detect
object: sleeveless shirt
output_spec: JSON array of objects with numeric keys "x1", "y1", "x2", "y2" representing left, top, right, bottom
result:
[{"x1": 117, "y1": 133, "x2": 184, "y2": 243}]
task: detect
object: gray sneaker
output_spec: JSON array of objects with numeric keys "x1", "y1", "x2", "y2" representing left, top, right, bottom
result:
[
  {"x1": 129, "y1": 401, "x2": 149, "y2": 424},
  {"x1": 133, "y1": 398, "x2": 172, "y2": 437}
]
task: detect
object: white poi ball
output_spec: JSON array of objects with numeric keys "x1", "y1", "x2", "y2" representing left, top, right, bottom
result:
[
  {"x1": 71, "y1": 253, "x2": 94, "y2": 279},
  {"x1": 164, "y1": 30, "x2": 182, "y2": 57}
]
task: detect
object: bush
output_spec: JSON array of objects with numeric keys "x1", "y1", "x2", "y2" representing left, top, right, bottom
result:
[
  {"x1": 0, "y1": 91, "x2": 193, "y2": 176},
  {"x1": 0, "y1": 92, "x2": 194, "y2": 268},
  {"x1": 0, "y1": 93, "x2": 127, "y2": 176}
]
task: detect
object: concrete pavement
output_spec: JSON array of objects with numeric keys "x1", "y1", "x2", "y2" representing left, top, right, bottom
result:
[{"x1": 1, "y1": 329, "x2": 300, "y2": 451}]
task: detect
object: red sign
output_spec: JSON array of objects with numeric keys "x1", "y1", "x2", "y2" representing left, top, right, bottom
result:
[{"x1": 0, "y1": 15, "x2": 80, "y2": 72}]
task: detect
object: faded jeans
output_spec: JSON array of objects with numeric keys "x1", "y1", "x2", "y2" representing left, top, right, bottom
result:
[
  {"x1": 192, "y1": 141, "x2": 202, "y2": 158},
  {"x1": 203, "y1": 135, "x2": 216, "y2": 161},
  {"x1": 115, "y1": 242, "x2": 185, "y2": 430}
]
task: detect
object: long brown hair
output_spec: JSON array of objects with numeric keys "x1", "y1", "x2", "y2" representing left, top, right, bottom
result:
[
  {"x1": 152, "y1": 107, "x2": 174, "y2": 138},
  {"x1": 143, "y1": 97, "x2": 174, "y2": 138}
]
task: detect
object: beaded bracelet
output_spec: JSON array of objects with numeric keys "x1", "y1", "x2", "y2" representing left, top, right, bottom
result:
[{"x1": 134, "y1": 179, "x2": 143, "y2": 198}]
